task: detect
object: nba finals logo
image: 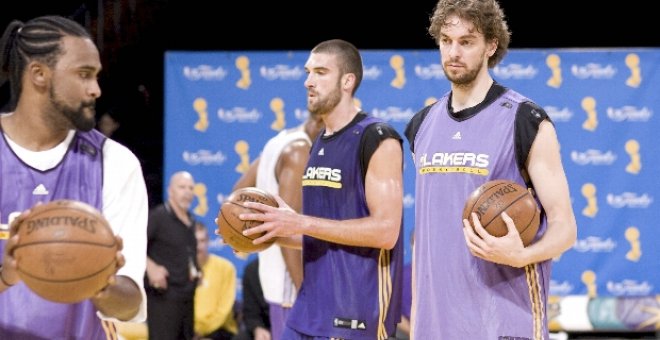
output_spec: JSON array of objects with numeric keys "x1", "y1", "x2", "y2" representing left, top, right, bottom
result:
[
  {"x1": 192, "y1": 97, "x2": 209, "y2": 132},
  {"x1": 624, "y1": 226, "x2": 641, "y2": 262},
  {"x1": 624, "y1": 139, "x2": 641, "y2": 174},
  {"x1": 581, "y1": 96, "x2": 598, "y2": 132},
  {"x1": 546, "y1": 54, "x2": 562, "y2": 88},
  {"x1": 625, "y1": 53, "x2": 641, "y2": 88},
  {"x1": 581, "y1": 182, "x2": 598, "y2": 218},
  {"x1": 424, "y1": 97, "x2": 437, "y2": 107},
  {"x1": 390, "y1": 55, "x2": 406, "y2": 89},
  {"x1": 235, "y1": 55, "x2": 251, "y2": 90},
  {"x1": 270, "y1": 97, "x2": 286, "y2": 131},
  {"x1": 234, "y1": 140, "x2": 250, "y2": 174},
  {"x1": 581, "y1": 270, "x2": 597, "y2": 298},
  {"x1": 193, "y1": 182, "x2": 209, "y2": 216}
]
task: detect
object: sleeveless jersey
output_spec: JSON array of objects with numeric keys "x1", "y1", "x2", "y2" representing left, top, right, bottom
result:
[
  {"x1": 288, "y1": 115, "x2": 403, "y2": 340},
  {"x1": 407, "y1": 88, "x2": 550, "y2": 340},
  {"x1": 0, "y1": 129, "x2": 112, "y2": 340},
  {"x1": 256, "y1": 128, "x2": 310, "y2": 307}
]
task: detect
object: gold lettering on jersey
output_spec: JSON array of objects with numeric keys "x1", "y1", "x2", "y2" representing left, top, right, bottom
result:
[
  {"x1": 418, "y1": 152, "x2": 489, "y2": 175},
  {"x1": 302, "y1": 167, "x2": 342, "y2": 188}
]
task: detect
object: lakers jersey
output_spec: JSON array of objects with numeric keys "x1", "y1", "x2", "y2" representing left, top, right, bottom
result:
[
  {"x1": 406, "y1": 84, "x2": 551, "y2": 339},
  {"x1": 0, "y1": 129, "x2": 111, "y2": 340},
  {"x1": 288, "y1": 114, "x2": 403, "y2": 340}
]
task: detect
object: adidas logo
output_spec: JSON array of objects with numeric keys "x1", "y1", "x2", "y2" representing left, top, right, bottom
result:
[
  {"x1": 318, "y1": 148, "x2": 325, "y2": 156},
  {"x1": 33, "y1": 184, "x2": 49, "y2": 195},
  {"x1": 452, "y1": 131, "x2": 462, "y2": 140}
]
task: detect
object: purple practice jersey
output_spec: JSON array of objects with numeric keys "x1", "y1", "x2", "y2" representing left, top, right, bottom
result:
[
  {"x1": 407, "y1": 85, "x2": 551, "y2": 340},
  {"x1": 288, "y1": 115, "x2": 404, "y2": 340},
  {"x1": 0, "y1": 129, "x2": 114, "y2": 340}
]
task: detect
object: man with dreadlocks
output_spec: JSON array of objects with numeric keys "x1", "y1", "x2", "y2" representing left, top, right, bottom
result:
[{"x1": 0, "y1": 15, "x2": 148, "y2": 339}]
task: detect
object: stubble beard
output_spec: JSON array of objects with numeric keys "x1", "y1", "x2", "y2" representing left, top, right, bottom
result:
[
  {"x1": 443, "y1": 55, "x2": 486, "y2": 87},
  {"x1": 307, "y1": 81, "x2": 342, "y2": 116}
]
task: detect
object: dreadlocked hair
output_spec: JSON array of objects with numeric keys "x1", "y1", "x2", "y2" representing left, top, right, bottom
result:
[{"x1": 0, "y1": 15, "x2": 90, "y2": 110}]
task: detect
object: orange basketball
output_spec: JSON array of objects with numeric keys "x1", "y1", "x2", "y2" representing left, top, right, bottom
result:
[
  {"x1": 462, "y1": 180, "x2": 540, "y2": 246},
  {"x1": 13, "y1": 199, "x2": 118, "y2": 303},
  {"x1": 216, "y1": 187, "x2": 278, "y2": 253}
]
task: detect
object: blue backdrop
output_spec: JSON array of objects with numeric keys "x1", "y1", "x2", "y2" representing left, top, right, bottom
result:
[{"x1": 164, "y1": 48, "x2": 659, "y2": 331}]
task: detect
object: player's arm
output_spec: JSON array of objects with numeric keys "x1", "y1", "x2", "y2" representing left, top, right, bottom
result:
[
  {"x1": 521, "y1": 120, "x2": 577, "y2": 264},
  {"x1": 463, "y1": 120, "x2": 577, "y2": 267},
  {"x1": 233, "y1": 157, "x2": 260, "y2": 191},
  {"x1": 275, "y1": 139, "x2": 309, "y2": 287},
  {"x1": 96, "y1": 140, "x2": 149, "y2": 321},
  {"x1": 243, "y1": 137, "x2": 404, "y2": 250},
  {"x1": 92, "y1": 267, "x2": 142, "y2": 321}
]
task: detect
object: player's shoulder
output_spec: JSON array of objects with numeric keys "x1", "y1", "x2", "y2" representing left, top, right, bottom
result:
[
  {"x1": 364, "y1": 120, "x2": 402, "y2": 141},
  {"x1": 404, "y1": 101, "x2": 436, "y2": 148},
  {"x1": 102, "y1": 138, "x2": 144, "y2": 178},
  {"x1": 282, "y1": 138, "x2": 312, "y2": 154},
  {"x1": 517, "y1": 100, "x2": 549, "y2": 125},
  {"x1": 103, "y1": 138, "x2": 141, "y2": 163},
  {"x1": 280, "y1": 131, "x2": 312, "y2": 160},
  {"x1": 499, "y1": 87, "x2": 550, "y2": 124}
]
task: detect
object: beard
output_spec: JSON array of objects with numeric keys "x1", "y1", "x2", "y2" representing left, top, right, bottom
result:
[
  {"x1": 49, "y1": 86, "x2": 97, "y2": 132},
  {"x1": 443, "y1": 56, "x2": 485, "y2": 86},
  {"x1": 307, "y1": 80, "x2": 342, "y2": 116}
]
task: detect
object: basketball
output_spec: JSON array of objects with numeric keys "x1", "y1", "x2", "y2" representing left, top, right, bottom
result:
[
  {"x1": 13, "y1": 199, "x2": 118, "y2": 303},
  {"x1": 216, "y1": 187, "x2": 278, "y2": 253},
  {"x1": 462, "y1": 179, "x2": 540, "y2": 246}
]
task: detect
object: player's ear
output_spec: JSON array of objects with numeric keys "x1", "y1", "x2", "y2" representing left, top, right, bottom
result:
[
  {"x1": 487, "y1": 38, "x2": 498, "y2": 58},
  {"x1": 342, "y1": 73, "x2": 355, "y2": 91},
  {"x1": 27, "y1": 61, "x2": 50, "y2": 88}
]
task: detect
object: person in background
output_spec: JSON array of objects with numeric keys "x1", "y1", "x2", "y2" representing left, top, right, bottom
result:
[
  {"x1": 97, "y1": 108, "x2": 122, "y2": 138},
  {"x1": 194, "y1": 221, "x2": 239, "y2": 340},
  {"x1": 404, "y1": 0, "x2": 577, "y2": 338},
  {"x1": 240, "y1": 39, "x2": 404, "y2": 340},
  {"x1": 145, "y1": 171, "x2": 200, "y2": 340},
  {"x1": 232, "y1": 94, "x2": 323, "y2": 340},
  {"x1": 0, "y1": 15, "x2": 148, "y2": 339},
  {"x1": 232, "y1": 257, "x2": 271, "y2": 340}
]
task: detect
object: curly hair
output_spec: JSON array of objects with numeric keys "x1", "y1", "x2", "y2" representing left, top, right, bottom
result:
[{"x1": 428, "y1": 0, "x2": 511, "y2": 68}]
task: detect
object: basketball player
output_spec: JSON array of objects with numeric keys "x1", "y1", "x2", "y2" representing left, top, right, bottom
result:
[
  {"x1": 232, "y1": 106, "x2": 323, "y2": 339},
  {"x1": 0, "y1": 15, "x2": 148, "y2": 339},
  {"x1": 240, "y1": 39, "x2": 404, "y2": 340},
  {"x1": 404, "y1": 0, "x2": 577, "y2": 338}
]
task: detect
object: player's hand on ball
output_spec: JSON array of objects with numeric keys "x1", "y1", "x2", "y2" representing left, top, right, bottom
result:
[
  {"x1": 463, "y1": 211, "x2": 527, "y2": 268},
  {"x1": 241, "y1": 194, "x2": 300, "y2": 243},
  {"x1": 1, "y1": 209, "x2": 34, "y2": 287},
  {"x1": 216, "y1": 187, "x2": 280, "y2": 253},
  {"x1": 13, "y1": 200, "x2": 119, "y2": 303},
  {"x1": 112, "y1": 235, "x2": 126, "y2": 270},
  {"x1": 1, "y1": 233, "x2": 20, "y2": 287},
  {"x1": 86, "y1": 235, "x2": 125, "y2": 301}
]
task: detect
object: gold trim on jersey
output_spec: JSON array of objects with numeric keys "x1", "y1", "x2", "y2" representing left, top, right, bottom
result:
[
  {"x1": 377, "y1": 248, "x2": 393, "y2": 340},
  {"x1": 525, "y1": 263, "x2": 545, "y2": 340}
]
